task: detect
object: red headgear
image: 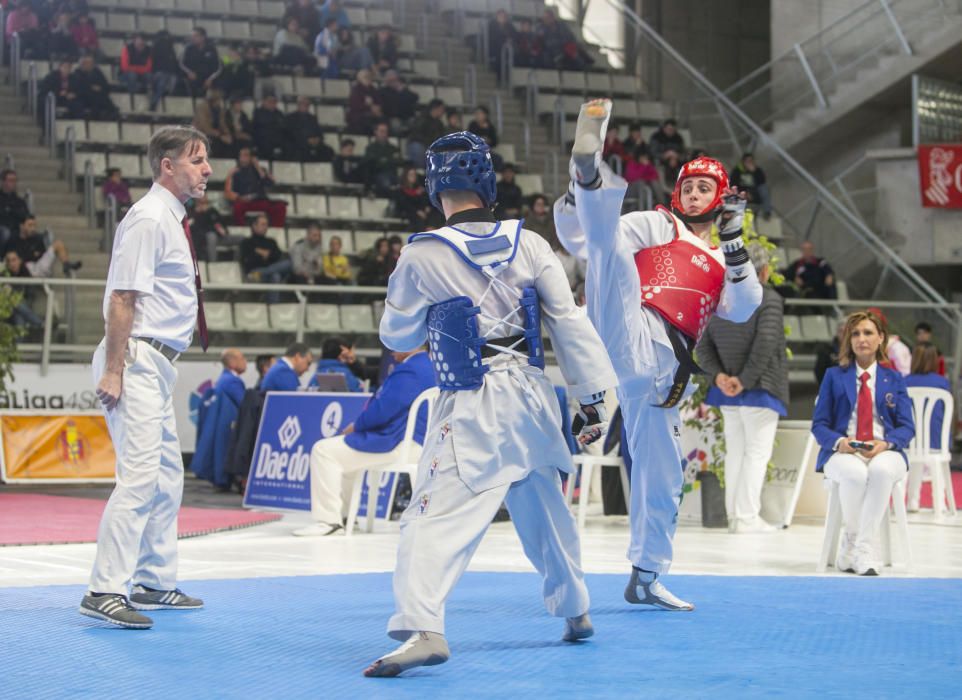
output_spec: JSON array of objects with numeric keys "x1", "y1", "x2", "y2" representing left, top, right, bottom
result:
[{"x1": 670, "y1": 156, "x2": 730, "y2": 224}]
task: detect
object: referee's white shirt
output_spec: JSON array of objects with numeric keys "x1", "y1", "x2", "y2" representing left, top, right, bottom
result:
[{"x1": 103, "y1": 182, "x2": 197, "y2": 352}]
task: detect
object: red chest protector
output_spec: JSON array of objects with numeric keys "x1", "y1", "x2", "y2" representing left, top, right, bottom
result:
[{"x1": 633, "y1": 209, "x2": 725, "y2": 340}]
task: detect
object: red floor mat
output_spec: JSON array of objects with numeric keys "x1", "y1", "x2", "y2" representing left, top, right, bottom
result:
[
  {"x1": 0, "y1": 494, "x2": 280, "y2": 546},
  {"x1": 917, "y1": 470, "x2": 961, "y2": 509}
]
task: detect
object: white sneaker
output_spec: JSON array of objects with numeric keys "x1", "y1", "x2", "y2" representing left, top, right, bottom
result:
[
  {"x1": 835, "y1": 531, "x2": 856, "y2": 573},
  {"x1": 735, "y1": 516, "x2": 778, "y2": 533},
  {"x1": 292, "y1": 522, "x2": 343, "y2": 537},
  {"x1": 853, "y1": 540, "x2": 880, "y2": 576}
]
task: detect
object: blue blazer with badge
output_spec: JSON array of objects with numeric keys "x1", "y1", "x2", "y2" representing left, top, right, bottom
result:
[
  {"x1": 260, "y1": 358, "x2": 300, "y2": 392},
  {"x1": 811, "y1": 364, "x2": 915, "y2": 472},
  {"x1": 345, "y1": 351, "x2": 436, "y2": 453},
  {"x1": 192, "y1": 369, "x2": 246, "y2": 487}
]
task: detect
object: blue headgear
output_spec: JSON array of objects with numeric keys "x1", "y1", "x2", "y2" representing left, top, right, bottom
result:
[{"x1": 424, "y1": 131, "x2": 497, "y2": 211}]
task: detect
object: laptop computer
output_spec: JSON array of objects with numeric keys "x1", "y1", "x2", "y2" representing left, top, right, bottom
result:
[{"x1": 311, "y1": 373, "x2": 350, "y2": 392}]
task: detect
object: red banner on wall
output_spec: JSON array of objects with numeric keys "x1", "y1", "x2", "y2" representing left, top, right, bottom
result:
[{"x1": 918, "y1": 144, "x2": 962, "y2": 208}]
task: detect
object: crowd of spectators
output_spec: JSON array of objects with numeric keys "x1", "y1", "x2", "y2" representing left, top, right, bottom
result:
[{"x1": 488, "y1": 8, "x2": 594, "y2": 75}]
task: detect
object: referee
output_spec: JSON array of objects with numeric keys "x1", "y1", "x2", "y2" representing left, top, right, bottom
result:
[{"x1": 79, "y1": 126, "x2": 212, "y2": 629}]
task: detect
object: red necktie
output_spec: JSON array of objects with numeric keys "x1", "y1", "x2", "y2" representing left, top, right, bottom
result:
[
  {"x1": 182, "y1": 217, "x2": 209, "y2": 351},
  {"x1": 856, "y1": 371, "x2": 873, "y2": 441}
]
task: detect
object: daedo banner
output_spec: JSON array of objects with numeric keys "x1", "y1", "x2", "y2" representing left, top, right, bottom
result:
[
  {"x1": 0, "y1": 412, "x2": 116, "y2": 482},
  {"x1": 244, "y1": 392, "x2": 400, "y2": 514},
  {"x1": 918, "y1": 144, "x2": 962, "y2": 208}
]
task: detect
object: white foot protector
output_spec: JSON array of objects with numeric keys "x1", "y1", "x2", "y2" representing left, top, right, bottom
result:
[
  {"x1": 363, "y1": 631, "x2": 450, "y2": 678},
  {"x1": 569, "y1": 98, "x2": 612, "y2": 187},
  {"x1": 624, "y1": 568, "x2": 694, "y2": 611},
  {"x1": 562, "y1": 612, "x2": 595, "y2": 642}
]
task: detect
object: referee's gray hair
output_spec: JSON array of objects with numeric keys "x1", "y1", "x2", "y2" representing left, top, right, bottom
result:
[
  {"x1": 746, "y1": 241, "x2": 770, "y2": 273},
  {"x1": 147, "y1": 126, "x2": 210, "y2": 179}
]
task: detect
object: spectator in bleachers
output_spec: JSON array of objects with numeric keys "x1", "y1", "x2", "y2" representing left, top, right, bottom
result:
[
  {"x1": 913, "y1": 322, "x2": 946, "y2": 376},
  {"x1": 624, "y1": 149, "x2": 661, "y2": 209},
  {"x1": 261, "y1": 341, "x2": 313, "y2": 391},
  {"x1": 335, "y1": 27, "x2": 373, "y2": 73},
  {"x1": 313, "y1": 17, "x2": 340, "y2": 78},
  {"x1": 814, "y1": 319, "x2": 845, "y2": 386},
  {"x1": 536, "y1": 9, "x2": 578, "y2": 69},
  {"x1": 285, "y1": 0, "x2": 321, "y2": 46},
  {"x1": 240, "y1": 212, "x2": 292, "y2": 295},
  {"x1": 346, "y1": 69, "x2": 383, "y2": 134},
  {"x1": 102, "y1": 167, "x2": 132, "y2": 219},
  {"x1": 5, "y1": 1, "x2": 41, "y2": 57},
  {"x1": 377, "y1": 70, "x2": 418, "y2": 131},
  {"x1": 37, "y1": 59, "x2": 77, "y2": 120},
  {"x1": 622, "y1": 122, "x2": 648, "y2": 156},
  {"x1": 523, "y1": 193, "x2": 559, "y2": 249},
  {"x1": 308, "y1": 336, "x2": 365, "y2": 392},
  {"x1": 513, "y1": 18, "x2": 543, "y2": 68},
  {"x1": 394, "y1": 165, "x2": 432, "y2": 229},
  {"x1": 468, "y1": 105, "x2": 498, "y2": 148},
  {"x1": 357, "y1": 236, "x2": 392, "y2": 286},
  {"x1": 387, "y1": 235, "x2": 403, "y2": 269},
  {"x1": 149, "y1": 30, "x2": 180, "y2": 111},
  {"x1": 697, "y1": 244, "x2": 787, "y2": 533},
  {"x1": 119, "y1": 33, "x2": 152, "y2": 98},
  {"x1": 318, "y1": 0, "x2": 351, "y2": 30},
  {"x1": 68, "y1": 53, "x2": 118, "y2": 120},
  {"x1": 193, "y1": 89, "x2": 234, "y2": 159},
  {"x1": 322, "y1": 234, "x2": 352, "y2": 285},
  {"x1": 730, "y1": 152, "x2": 772, "y2": 220},
  {"x1": 445, "y1": 109, "x2": 463, "y2": 133},
  {"x1": 867, "y1": 307, "x2": 912, "y2": 377},
  {"x1": 254, "y1": 353, "x2": 277, "y2": 389},
  {"x1": 2, "y1": 249, "x2": 45, "y2": 329},
  {"x1": 251, "y1": 94, "x2": 289, "y2": 160},
  {"x1": 405, "y1": 98, "x2": 446, "y2": 165},
  {"x1": 48, "y1": 12, "x2": 79, "y2": 60},
  {"x1": 366, "y1": 26, "x2": 398, "y2": 76},
  {"x1": 3, "y1": 215, "x2": 81, "y2": 277},
  {"x1": 361, "y1": 121, "x2": 401, "y2": 194},
  {"x1": 811, "y1": 309, "x2": 914, "y2": 576},
  {"x1": 648, "y1": 118, "x2": 685, "y2": 164},
  {"x1": 494, "y1": 163, "x2": 523, "y2": 219},
  {"x1": 180, "y1": 27, "x2": 221, "y2": 97},
  {"x1": 288, "y1": 222, "x2": 331, "y2": 285},
  {"x1": 215, "y1": 45, "x2": 258, "y2": 100},
  {"x1": 661, "y1": 149, "x2": 682, "y2": 188},
  {"x1": 487, "y1": 9, "x2": 516, "y2": 76},
  {"x1": 69, "y1": 12, "x2": 101, "y2": 60},
  {"x1": 783, "y1": 241, "x2": 836, "y2": 301},
  {"x1": 273, "y1": 16, "x2": 315, "y2": 73},
  {"x1": 0, "y1": 169, "x2": 31, "y2": 249},
  {"x1": 904, "y1": 342, "x2": 951, "y2": 511},
  {"x1": 225, "y1": 146, "x2": 287, "y2": 226},
  {"x1": 226, "y1": 95, "x2": 254, "y2": 154},
  {"x1": 188, "y1": 195, "x2": 239, "y2": 262},
  {"x1": 333, "y1": 138, "x2": 363, "y2": 184},
  {"x1": 602, "y1": 125, "x2": 627, "y2": 170},
  {"x1": 286, "y1": 96, "x2": 334, "y2": 162}
]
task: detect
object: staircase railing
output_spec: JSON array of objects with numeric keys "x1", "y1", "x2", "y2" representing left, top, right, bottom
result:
[
  {"x1": 608, "y1": 0, "x2": 962, "y2": 381},
  {"x1": 721, "y1": 0, "x2": 960, "y2": 131}
]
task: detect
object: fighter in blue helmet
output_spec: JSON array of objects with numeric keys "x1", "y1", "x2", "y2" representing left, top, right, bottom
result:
[{"x1": 363, "y1": 132, "x2": 618, "y2": 677}]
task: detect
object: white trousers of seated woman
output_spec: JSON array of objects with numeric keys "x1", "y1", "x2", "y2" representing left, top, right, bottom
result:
[{"x1": 823, "y1": 451, "x2": 905, "y2": 547}]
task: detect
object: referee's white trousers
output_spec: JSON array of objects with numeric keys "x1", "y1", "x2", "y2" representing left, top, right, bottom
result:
[
  {"x1": 823, "y1": 451, "x2": 906, "y2": 548},
  {"x1": 720, "y1": 406, "x2": 780, "y2": 521},
  {"x1": 88, "y1": 339, "x2": 183, "y2": 595},
  {"x1": 307, "y1": 436, "x2": 407, "y2": 525},
  {"x1": 387, "y1": 425, "x2": 589, "y2": 640}
]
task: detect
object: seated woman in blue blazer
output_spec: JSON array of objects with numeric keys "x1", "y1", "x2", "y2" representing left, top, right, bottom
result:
[
  {"x1": 904, "y1": 342, "x2": 952, "y2": 511},
  {"x1": 812, "y1": 310, "x2": 915, "y2": 576}
]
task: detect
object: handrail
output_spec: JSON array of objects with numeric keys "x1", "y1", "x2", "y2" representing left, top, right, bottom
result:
[
  {"x1": 65, "y1": 125, "x2": 77, "y2": 193},
  {"x1": 2, "y1": 153, "x2": 12, "y2": 169},
  {"x1": 463, "y1": 63, "x2": 477, "y2": 108},
  {"x1": 104, "y1": 192, "x2": 118, "y2": 252},
  {"x1": 44, "y1": 92, "x2": 57, "y2": 157},
  {"x1": 24, "y1": 188, "x2": 34, "y2": 216},
  {"x1": 609, "y1": 0, "x2": 953, "y2": 317},
  {"x1": 522, "y1": 119, "x2": 531, "y2": 164},
  {"x1": 500, "y1": 42, "x2": 514, "y2": 89},
  {"x1": 26, "y1": 61, "x2": 37, "y2": 118},
  {"x1": 84, "y1": 160, "x2": 98, "y2": 233},
  {"x1": 492, "y1": 91, "x2": 503, "y2": 136},
  {"x1": 10, "y1": 32, "x2": 21, "y2": 97},
  {"x1": 0, "y1": 7, "x2": 5, "y2": 72}
]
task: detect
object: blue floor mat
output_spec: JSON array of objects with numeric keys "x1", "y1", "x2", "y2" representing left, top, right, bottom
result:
[{"x1": 2, "y1": 573, "x2": 960, "y2": 699}]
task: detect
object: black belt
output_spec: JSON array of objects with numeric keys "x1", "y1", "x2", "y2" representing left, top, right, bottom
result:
[
  {"x1": 481, "y1": 335, "x2": 529, "y2": 358},
  {"x1": 136, "y1": 337, "x2": 181, "y2": 363},
  {"x1": 654, "y1": 323, "x2": 703, "y2": 409}
]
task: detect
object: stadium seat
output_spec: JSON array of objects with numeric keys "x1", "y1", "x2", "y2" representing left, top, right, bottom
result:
[
  {"x1": 204, "y1": 0, "x2": 231, "y2": 12},
  {"x1": 637, "y1": 100, "x2": 670, "y2": 121},
  {"x1": 138, "y1": 14, "x2": 166, "y2": 34},
  {"x1": 328, "y1": 196, "x2": 360, "y2": 219},
  {"x1": 204, "y1": 302, "x2": 234, "y2": 331},
  {"x1": 354, "y1": 230, "x2": 384, "y2": 252},
  {"x1": 99, "y1": 37, "x2": 125, "y2": 58},
  {"x1": 56, "y1": 119, "x2": 86, "y2": 142},
  {"x1": 529, "y1": 68, "x2": 561, "y2": 91},
  {"x1": 610, "y1": 74, "x2": 638, "y2": 95},
  {"x1": 166, "y1": 16, "x2": 194, "y2": 36},
  {"x1": 76, "y1": 152, "x2": 106, "y2": 176},
  {"x1": 266, "y1": 227, "x2": 287, "y2": 251},
  {"x1": 163, "y1": 97, "x2": 195, "y2": 118},
  {"x1": 303, "y1": 162, "x2": 335, "y2": 186},
  {"x1": 515, "y1": 174, "x2": 543, "y2": 194},
  {"x1": 323, "y1": 80, "x2": 351, "y2": 100},
  {"x1": 232, "y1": 0, "x2": 259, "y2": 15},
  {"x1": 295, "y1": 194, "x2": 327, "y2": 218},
  {"x1": 367, "y1": 8, "x2": 393, "y2": 24},
  {"x1": 259, "y1": 1, "x2": 285, "y2": 19},
  {"x1": 207, "y1": 262, "x2": 243, "y2": 285},
  {"x1": 223, "y1": 20, "x2": 251, "y2": 40},
  {"x1": 315, "y1": 105, "x2": 344, "y2": 128},
  {"x1": 107, "y1": 153, "x2": 143, "y2": 178},
  {"x1": 413, "y1": 59, "x2": 440, "y2": 80},
  {"x1": 269, "y1": 303, "x2": 303, "y2": 331},
  {"x1": 106, "y1": 12, "x2": 136, "y2": 31},
  {"x1": 86, "y1": 121, "x2": 121, "y2": 144},
  {"x1": 800, "y1": 315, "x2": 832, "y2": 342},
  {"x1": 409, "y1": 84, "x2": 435, "y2": 104},
  {"x1": 294, "y1": 76, "x2": 323, "y2": 99},
  {"x1": 175, "y1": 0, "x2": 204, "y2": 11},
  {"x1": 784, "y1": 314, "x2": 803, "y2": 342},
  {"x1": 271, "y1": 161, "x2": 303, "y2": 185},
  {"x1": 436, "y1": 86, "x2": 464, "y2": 107},
  {"x1": 560, "y1": 71, "x2": 586, "y2": 92},
  {"x1": 359, "y1": 198, "x2": 392, "y2": 220},
  {"x1": 306, "y1": 303, "x2": 340, "y2": 332},
  {"x1": 835, "y1": 280, "x2": 849, "y2": 301},
  {"x1": 340, "y1": 304, "x2": 376, "y2": 332},
  {"x1": 326, "y1": 229, "x2": 354, "y2": 253},
  {"x1": 110, "y1": 94, "x2": 130, "y2": 114},
  {"x1": 497, "y1": 143, "x2": 517, "y2": 164},
  {"x1": 234, "y1": 303, "x2": 270, "y2": 331},
  {"x1": 121, "y1": 122, "x2": 153, "y2": 145},
  {"x1": 345, "y1": 7, "x2": 366, "y2": 24},
  {"x1": 209, "y1": 158, "x2": 236, "y2": 182}
]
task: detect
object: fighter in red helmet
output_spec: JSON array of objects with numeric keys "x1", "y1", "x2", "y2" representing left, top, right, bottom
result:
[{"x1": 555, "y1": 99, "x2": 762, "y2": 611}]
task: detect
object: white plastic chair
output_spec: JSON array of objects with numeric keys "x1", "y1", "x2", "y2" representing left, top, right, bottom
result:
[
  {"x1": 816, "y1": 477, "x2": 912, "y2": 573},
  {"x1": 906, "y1": 386, "x2": 955, "y2": 517},
  {"x1": 344, "y1": 387, "x2": 439, "y2": 535},
  {"x1": 564, "y1": 452, "x2": 630, "y2": 531}
]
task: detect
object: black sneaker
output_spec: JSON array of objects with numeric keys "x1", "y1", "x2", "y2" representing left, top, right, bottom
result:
[
  {"x1": 79, "y1": 593, "x2": 153, "y2": 629},
  {"x1": 129, "y1": 585, "x2": 204, "y2": 610}
]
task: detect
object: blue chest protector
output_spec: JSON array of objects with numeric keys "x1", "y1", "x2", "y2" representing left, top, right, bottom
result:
[{"x1": 410, "y1": 220, "x2": 544, "y2": 391}]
